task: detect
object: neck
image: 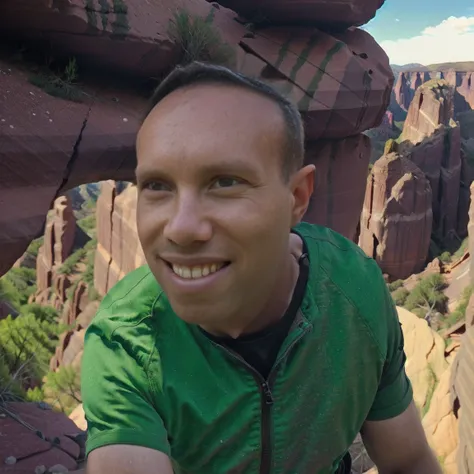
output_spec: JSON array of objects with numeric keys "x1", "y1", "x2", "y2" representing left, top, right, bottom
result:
[{"x1": 202, "y1": 233, "x2": 304, "y2": 339}]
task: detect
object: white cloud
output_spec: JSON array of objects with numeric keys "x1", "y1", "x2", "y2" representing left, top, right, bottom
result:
[
  {"x1": 375, "y1": 16, "x2": 474, "y2": 65},
  {"x1": 395, "y1": 18, "x2": 400, "y2": 22}
]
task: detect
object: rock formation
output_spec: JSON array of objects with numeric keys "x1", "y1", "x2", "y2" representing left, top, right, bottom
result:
[
  {"x1": 422, "y1": 347, "x2": 460, "y2": 474},
  {"x1": 94, "y1": 181, "x2": 145, "y2": 297},
  {"x1": 304, "y1": 135, "x2": 371, "y2": 240},
  {"x1": 401, "y1": 80, "x2": 462, "y2": 242},
  {"x1": 359, "y1": 153, "x2": 432, "y2": 279},
  {"x1": 0, "y1": 0, "x2": 394, "y2": 277},
  {"x1": 209, "y1": 0, "x2": 385, "y2": 29},
  {"x1": 396, "y1": 306, "x2": 462, "y2": 474},
  {"x1": 36, "y1": 195, "x2": 77, "y2": 298},
  {"x1": 361, "y1": 79, "x2": 469, "y2": 279},
  {"x1": 0, "y1": 59, "x2": 141, "y2": 277},
  {"x1": 448, "y1": 181, "x2": 474, "y2": 474},
  {"x1": 394, "y1": 69, "x2": 474, "y2": 115},
  {"x1": 0, "y1": 402, "x2": 83, "y2": 472},
  {"x1": 451, "y1": 326, "x2": 474, "y2": 474},
  {"x1": 397, "y1": 307, "x2": 448, "y2": 411}
]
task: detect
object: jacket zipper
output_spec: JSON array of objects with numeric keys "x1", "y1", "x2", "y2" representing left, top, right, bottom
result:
[{"x1": 213, "y1": 320, "x2": 310, "y2": 474}]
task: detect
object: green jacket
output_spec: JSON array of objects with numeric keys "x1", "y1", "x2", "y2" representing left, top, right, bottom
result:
[{"x1": 82, "y1": 223, "x2": 413, "y2": 474}]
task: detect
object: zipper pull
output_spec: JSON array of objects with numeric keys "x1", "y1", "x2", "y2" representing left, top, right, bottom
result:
[{"x1": 262, "y1": 381, "x2": 274, "y2": 405}]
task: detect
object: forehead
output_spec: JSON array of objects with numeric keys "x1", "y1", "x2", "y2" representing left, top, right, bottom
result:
[{"x1": 136, "y1": 83, "x2": 285, "y2": 169}]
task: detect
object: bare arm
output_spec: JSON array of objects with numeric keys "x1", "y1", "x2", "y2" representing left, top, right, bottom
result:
[
  {"x1": 86, "y1": 445, "x2": 174, "y2": 474},
  {"x1": 361, "y1": 401, "x2": 442, "y2": 474}
]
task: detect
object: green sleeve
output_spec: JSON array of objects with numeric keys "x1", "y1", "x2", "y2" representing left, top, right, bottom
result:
[
  {"x1": 365, "y1": 283, "x2": 414, "y2": 421},
  {"x1": 81, "y1": 318, "x2": 171, "y2": 457}
]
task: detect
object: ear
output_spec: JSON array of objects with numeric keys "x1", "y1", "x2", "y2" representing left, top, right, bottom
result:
[{"x1": 289, "y1": 164, "x2": 315, "y2": 226}]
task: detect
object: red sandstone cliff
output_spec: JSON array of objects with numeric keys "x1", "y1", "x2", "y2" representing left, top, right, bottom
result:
[
  {"x1": 94, "y1": 181, "x2": 145, "y2": 297},
  {"x1": 35, "y1": 195, "x2": 77, "y2": 306},
  {"x1": 359, "y1": 153, "x2": 433, "y2": 279},
  {"x1": 400, "y1": 80, "x2": 462, "y2": 242},
  {"x1": 394, "y1": 70, "x2": 474, "y2": 115}
]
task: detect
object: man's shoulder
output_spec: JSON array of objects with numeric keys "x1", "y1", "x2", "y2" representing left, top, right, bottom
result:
[
  {"x1": 296, "y1": 223, "x2": 391, "y2": 343},
  {"x1": 295, "y1": 222, "x2": 379, "y2": 281},
  {"x1": 88, "y1": 265, "x2": 165, "y2": 341}
]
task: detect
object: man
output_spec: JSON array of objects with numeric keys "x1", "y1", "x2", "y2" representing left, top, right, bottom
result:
[{"x1": 81, "y1": 62, "x2": 441, "y2": 474}]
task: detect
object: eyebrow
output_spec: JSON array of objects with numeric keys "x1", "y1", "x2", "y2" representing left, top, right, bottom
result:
[{"x1": 135, "y1": 158, "x2": 261, "y2": 183}]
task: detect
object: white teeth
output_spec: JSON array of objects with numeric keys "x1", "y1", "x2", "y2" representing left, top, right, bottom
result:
[{"x1": 171, "y1": 263, "x2": 225, "y2": 279}]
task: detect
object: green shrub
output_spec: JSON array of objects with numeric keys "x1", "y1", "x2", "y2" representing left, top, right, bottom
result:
[
  {"x1": 168, "y1": 9, "x2": 235, "y2": 67},
  {"x1": 439, "y1": 251, "x2": 452, "y2": 263},
  {"x1": 392, "y1": 287, "x2": 409, "y2": 306},
  {"x1": 453, "y1": 237, "x2": 469, "y2": 260},
  {"x1": 441, "y1": 285, "x2": 473, "y2": 329},
  {"x1": 25, "y1": 386, "x2": 44, "y2": 402},
  {"x1": 43, "y1": 366, "x2": 81, "y2": 415},
  {"x1": 404, "y1": 274, "x2": 448, "y2": 317},
  {"x1": 0, "y1": 310, "x2": 62, "y2": 387},
  {"x1": 57, "y1": 248, "x2": 87, "y2": 275},
  {"x1": 388, "y1": 279, "x2": 404, "y2": 292},
  {"x1": 77, "y1": 215, "x2": 96, "y2": 236},
  {"x1": 26, "y1": 237, "x2": 44, "y2": 257}
]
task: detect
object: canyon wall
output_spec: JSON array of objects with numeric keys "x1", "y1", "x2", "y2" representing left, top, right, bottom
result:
[
  {"x1": 360, "y1": 80, "x2": 470, "y2": 279},
  {"x1": 394, "y1": 70, "x2": 474, "y2": 115}
]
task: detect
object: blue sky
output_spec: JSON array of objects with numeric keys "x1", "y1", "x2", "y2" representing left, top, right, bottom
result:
[{"x1": 364, "y1": 0, "x2": 474, "y2": 65}]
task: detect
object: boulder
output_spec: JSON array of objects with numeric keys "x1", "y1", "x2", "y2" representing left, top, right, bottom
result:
[
  {"x1": 0, "y1": 402, "x2": 81, "y2": 472},
  {"x1": 210, "y1": 0, "x2": 385, "y2": 29},
  {"x1": 239, "y1": 26, "x2": 393, "y2": 140},
  {"x1": 359, "y1": 154, "x2": 432, "y2": 280}
]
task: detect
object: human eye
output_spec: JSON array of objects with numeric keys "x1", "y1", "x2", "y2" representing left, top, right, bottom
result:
[
  {"x1": 211, "y1": 177, "x2": 244, "y2": 189},
  {"x1": 140, "y1": 180, "x2": 172, "y2": 192}
]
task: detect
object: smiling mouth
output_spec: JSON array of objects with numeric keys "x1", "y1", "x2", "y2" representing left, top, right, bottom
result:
[{"x1": 164, "y1": 261, "x2": 231, "y2": 280}]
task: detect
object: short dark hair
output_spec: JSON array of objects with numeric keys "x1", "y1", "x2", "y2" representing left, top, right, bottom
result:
[{"x1": 144, "y1": 62, "x2": 305, "y2": 180}]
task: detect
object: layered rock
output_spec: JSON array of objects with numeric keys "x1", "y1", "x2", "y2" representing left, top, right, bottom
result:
[
  {"x1": 401, "y1": 80, "x2": 462, "y2": 242},
  {"x1": 304, "y1": 135, "x2": 370, "y2": 240},
  {"x1": 422, "y1": 349, "x2": 459, "y2": 474},
  {"x1": 359, "y1": 153, "x2": 432, "y2": 280},
  {"x1": 401, "y1": 80, "x2": 455, "y2": 144},
  {"x1": 394, "y1": 69, "x2": 474, "y2": 115},
  {"x1": 210, "y1": 0, "x2": 385, "y2": 28},
  {"x1": 0, "y1": 0, "x2": 244, "y2": 78},
  {"x1": 238, "y1": 26, "x2": 394, "y2": 140},
  {"x1": 397, "y1": 306, "x2": 462, "y2": 473},
  {"x1": 0, "y1": 402, "x2": 82, "y2": 473},
  {"x1": 468, "y1": 181, "x2": 474, "y2": 290},
  {"x1": 0, "y1": 60, "x2": 141, "y2": 276},
  {"x1": 451, "y1": 326, "x2": 474, "y2": 474},
  {"x1": 94, "y1": 182, "x2": 145, "y2": 296},
  {"x1": 36, "y1": 195, "x2": 76, "y2": 295},
  {"x1": 449, "y1": 182, "x2": 474, "y2": 473}
]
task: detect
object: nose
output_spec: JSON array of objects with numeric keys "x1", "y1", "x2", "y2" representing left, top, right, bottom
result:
[{"x1": 163, "y1": 191, "x2": 212, "y2": 247}]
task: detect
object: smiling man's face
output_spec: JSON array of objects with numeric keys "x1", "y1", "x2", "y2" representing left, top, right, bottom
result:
[{"x1": 136, "y1": 82, "x2": 311, "y2": 334}]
